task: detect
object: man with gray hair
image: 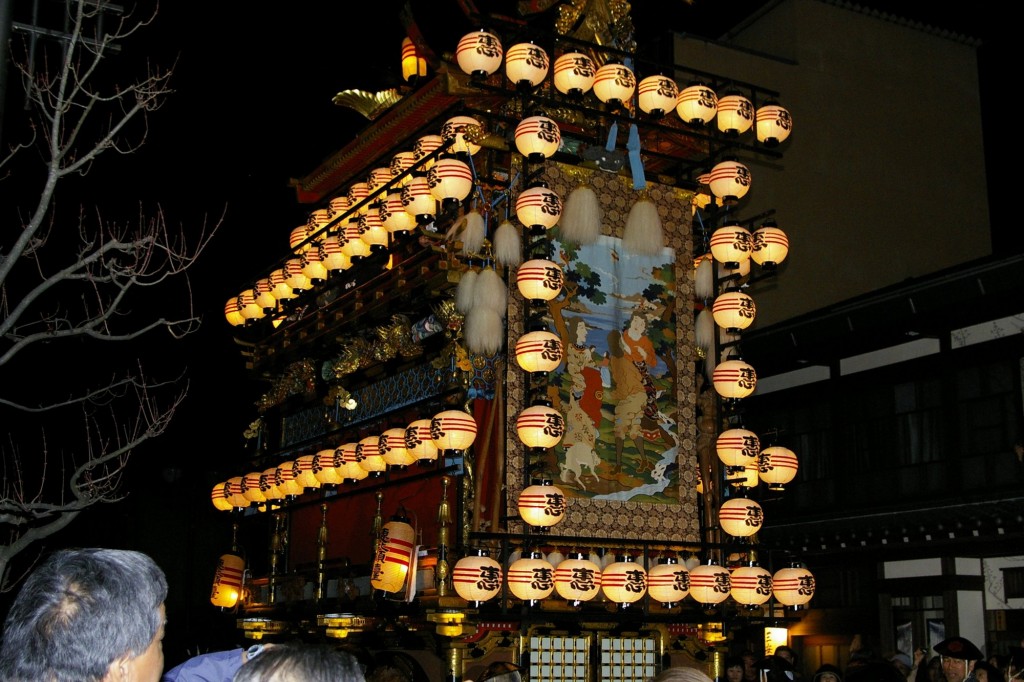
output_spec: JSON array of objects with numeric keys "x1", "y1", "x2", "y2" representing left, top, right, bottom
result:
[{"x1": 0, "y1": 548, "x2": 168, "y2": 682}]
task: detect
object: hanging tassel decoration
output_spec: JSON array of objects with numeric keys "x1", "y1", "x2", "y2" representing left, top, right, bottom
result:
[
  {"x1": 695, "y1": 308, "x2": 715, "y2": 363},
  {"x1": 463, "y1": 307, "x2": 504, "y2": 356},
  {"x1": 622, "y1": 197, "x2": 664, "y2": 256},
  {"x1": 460, "y1": 210, "x2": 487, "y2": 257},
  {"x1": 456, "y1": 268, "x2": 478, "y2": 314},
  {"x1": 560, "y1": 184, "x2": 602, "y2": 245},
  {"x1": 695, "y1": 254, "x2": 713, "y2": 300},
  {"x1": 493, "y1": 219, "x2": 522, "y2": 266},
  {"x1": 473, "y1": 267, "x2": 507, "y2": 316}
]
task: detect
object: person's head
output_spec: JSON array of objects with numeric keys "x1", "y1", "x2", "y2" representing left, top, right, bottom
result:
[
  {"x1": 889, "y1": 652, "x2": 912, "y2": 676},
  {"x1": 774, "y1": 647, "x2": 796, "y2": 666},
  {"x1": 232, "y1": 643, "x2": 365, "y2": 682},
  {"x1": 0, "y1": 548, "x2": 168, "y2": 682},
  {"x1": 935, "y1": 636, "x2": 983, "y2": 682},
  {"x1": 973, "y1": 660, "x2": 1005, "y2": 682},
  {"x1": 813, "y1": 663, "x2": 842, "y2": 682},
  {"x1": 725, "y1": 657, "x2": 745, "y2": 682},
  {"x1": 649, "y1": 667, "x2": 714, "y2": 682}
]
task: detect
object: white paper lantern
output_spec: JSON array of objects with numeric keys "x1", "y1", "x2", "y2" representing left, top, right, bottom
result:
[
  {"x1": 553, "y1": 52, "x2": 596, "y2": 96},
  {"x1": 688, "y1": 561, "x2": 731, "y2": 606},
  {"x1": 516, "y1": 404, "x2": 565, "y2": 449},
  {"x1": 507, "y1": 551, "x2": 555, "y2": 602},
  {"x1": 357, "y1": 436, "x2": 387, "y2": 476},
  {"x1": 648, "y1": 557, "x2": 690, "y2": 607},
  {"x1": 430, "y1": 409, "x2": 478, "y2": 452},
  {"x1": 773, "y1": 565, "x2": 815, "y2": 607},
  {"x1": 716, "y1": 428, "x2": 761, "y2": 467},
  {"x1": 712, "y1": 290, "x2": 756, "y2": 331},
  {"x1": 517, "y1": 480, "x2": 567, "y2": 528},
  {"x1": 712, "y1": 359, "x2": 757, "y2": 399},
  {"x1": 455, "y1": 29, "x2": 503, "y2": 77},
  {"x1": 453, "y1": 550, "x2": 503, "y2": 603},
  {"x1": 514, "y1": 115, "x2": 561, "y2": 161},
  {"x1": 405, "y1": 419, "x2": 438, "y2": 463},
  {"x1": 593, "y1": 62, "x2": 636, "y2": 106},
  {"x1": 730, "y1": 564, "x2": 773, "y2": 606},
  {"x1": 370, "y1": 516, "x2": 416, "y2": 595},
  {"x1": 505, "y1": 42, "x2": 549, "y2": 88},
  {"x1": 707, "y1": 160, "x2": 752, "y2": 204},
  {"x1": 440, "y1": 115, "x2": 483, "y2": 156},
  {"x1": 380, "y1": 427, "x2": 416, "y2": 468},
  {"x1": 759, "y1": 446, "x2": 799, "y2": 490},
  {"x1": 719, "y1": 497, "x2": 764, "y2": 537},
  {"x1": 514, "y1": 330, "x2": 563, "y2": 373},
  {"x1": 751, "y1": 220, "x2": 789, "y2": 267},
  {"x1": 554, "y1": 553, "x2": 602, "y2": 603},
  {"x1": 601, "y1": 556, "x2": 647, "y2": 604},
  {"x1": 756, "y1": 100, "x2": 793, "y2": 146},
  {"x1": 717, "y1": 91, "x2": 754, "y2": 135},
  {"x1": 515, "y1": 184, "x2": 562, "y2": 230},
  {"x1": 638, "y1": 75, "x2": 679, "y2": 116},
  {"x1": 676, "y1": 82, "x2": 717, "y2": 125}
]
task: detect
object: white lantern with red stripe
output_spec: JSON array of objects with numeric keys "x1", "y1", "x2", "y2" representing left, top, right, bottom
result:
[
  {"x1": 717, "y1": 91, "x2": 754, "y2": 135},
  {"x1": 638, "y1": 75, "x2": 679, "y2": 117},
  {"x1": 751, "y1": 220, "x2": 789, "y2": 268},
  {"x1": 211, "y1": 482, "x2": 233, "y2": 511},
  {"x1": 401, "y1": 36, "x2": 427, "y2": 82},
  {"x1": 312, "y1": 448, "x2": 344, "y2": 486},
  {"x1": 276, "y1": 461, "x2": 303, "y2": 498},
  {"x1": 712, "y1": 290, "x2": 756, "y2": 331},
  {"x1": 290, "y1": 224, "x2": 312, "y2": 254},
  {"x1": 368, "y1": 167, "x2": 393, "y2": 198},
  {"x1": 401, "y1": 176, "x2": 437, "y2": 223},
  {"x1": 441, "y1": 115, "x2": 483, "y2": 156},
  {"x1": 710, "y1": 222, "x2": 752, "y2": 267},
  {"x1": 553, "y1": 52, "x2": 595, "y2": 96},
  {"x1": 337, "y1": 442, "x2": 369, "y2": 483},
  {"x1": 719, "y1": 497, "x2": 764, "y2": 537},
  {"x1": 238, "y1": 289, "x2": 265, "y2": 321},
  {"x1": 517, "y1": 480, "x2": 567, "y2": 529},
  {"x1": 430, "y1": 410, "x2": 478, "y2": 453},
  {"x1": 391, "y1": 151, "x2": 416, "y2": 185},
  {"x1": 301, "y1": 246, "x2": 328, "y2": 282},
  {"x1": 707, "y1": 160, "x2": 752, "y2": 204},
  {"x1": 341, "y1": 223, "x2": 372, "y2": 260},
  {"x1": 254, "y1": 278, "x2": 277, "y2": 311},
  {"x1": 380, "y1": 428, "x2": 416, "y2": 468},
  {"x1": 210, "y1": 553, "x2": 245, "y2": 608},
  {"x1": 554, "y1": 553, "x2": 602, "y2": 603},
  {"x1": 593, "y1": 62, "x2": 636, "y2": 106},
  {"x1": 412, "y1": 134, "x2": 445, "y2": 171},
  {"x1": 455, "y1": 29, "x2": 503, "y2": 77},
  {"x1": 371, "y1": 515, "x2": 417, "y2": 595},
  {"x1": 773, "y1": 564, "x2": 815, "y2": 608},
  {"x1": 294, "y1": 455, "x2": 322, "y2": 490},
  {"x1": 358, "y1": 207, "x2": 389, "y2": 253},
  {"x1": 321, "y1": 235, "x2": 351, "y2": 272},
  {"x1": 427, "y1": 157, "x2": 474, "y2": 207},
  {"x1": 260, "y1": 468, "x2": 284, "y2": 502},
  {"x1": 676, "y1": 82, "x2": 717, "y2": 125},
  {"x1": 285, "y1": 258, "x2": 312, "y2": 291},
  {"x1": 242, "y1": 472, "x2": 267, "y2": 504},
  {"x1": 516, "y1": 404, "x2": 565, "y2": 449},
  {"x1": 347, "y1": 181, "x2": 370, "y2": 214},
  {"x1": 648, "y1": 557, "x2": 690, "y2": 607},
  {"x1": 225, "y1": 298, "x2": 245, "y2": 327},
  {"x1": 688, "y1": 561, "x2": 731, "y2": 606},
  {"x1": 226, "y1": 476, "x2": 249, "y2": 508},
  {"x1": 759, "y1": 446, "x2": 799, "y2": 490},
  {"x1": 405, "y1": 419, "x2": 438, "y2": 464},
  {"x1": 357, "y1": 436, "x2": 387, "y2": 477},
  {"x1": 453, "y1": 550, "x2": 503, "y2": 604},
  {"x1": 508, "y1": 551, "x2": 555, "y2": 603},
  {"x1": 516, "y1": 259, "x2": 563, "y2": 302},
  {"x1": 730, "y1": 564, "x2": 774, "y2": 607},
  {"x1": 269, "y1": 269, "x2": 296, "y2": 300},
  {"x1": 716, "y1": 428, "x2": 760, "y2": 468},
  {"x1": 601, "y1": 556, "x2": 647, "y2": 604},
  {"x1": 514, "y1": 330, "x2": 563, "y2": 374},
  {"x1": 712, "y1": 359, "x2": 757, "y2": 399},
  {"x1": 328, "y1": 196, "x2": 352, "y2": 228},
  {"x1": 514, "y1": 115, "x2": 560, "y2": 161},
  {"x1": 505, "y1": 42, "x2": 549, "y2": 88},
  {"x1": 756, "y1": 100, "x2": 793, "y2": 146},
  {"x1": 515, "y1": 183, "x2": 562, "y2": 231},
  {"x1": 381, "y1": 191, "x2": 416, "y2": 235}
]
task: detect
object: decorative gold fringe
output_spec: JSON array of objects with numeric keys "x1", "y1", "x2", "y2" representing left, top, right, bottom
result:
[
  {"x1": 622, "y1": 198, "x2": 663, "y2": 256},
  {"x1": 560, "y1": 185, "x2": 602, "y2": 245},
  {"x1": 493, "y1": 220, "x2": 522, "y2": 266}
]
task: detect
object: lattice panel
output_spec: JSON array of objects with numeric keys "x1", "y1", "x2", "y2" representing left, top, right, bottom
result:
[
  {"x1": 528, "y1": 635, "x2": 590, "y2": 682},
  {"x1": 598, "y1": 635, "x2": 658, "y2": 682}
]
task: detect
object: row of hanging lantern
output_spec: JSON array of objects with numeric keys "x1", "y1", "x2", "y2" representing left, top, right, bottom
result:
[
  {"x1": 454, "y1": 29, "x2": 792, "y2": 146},
  {"x1": 210, "y1": 409, "x2": 478, "y2": 512},
  {"x1": 452, "y1": 548, "x2": 814, "y2": 610}
]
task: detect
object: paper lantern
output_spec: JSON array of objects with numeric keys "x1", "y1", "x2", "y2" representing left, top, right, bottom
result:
[
  {"x1": 514, "y1": 330, "x2": 563, "y2": 373},
  {"x1": 242, "y1": 472, "x2": 267, "y2": 504},
  {"x1": 554, "y1": 553, "x2": 602, "y2": 603},
  {"x1": 638, "y1": 75, "x2": 679, "y2": 116},
  {"x1": 516, "y1": 259, "x2": 563, "y2": 302},
  {"x1": 505, "y1": 42, "x2": 549, "y2": 88},
  {"x1": 294, "y1": 455, "x2": 322, "y2": 490},
  {"x1": 276, "y1": 462, "x2": 303, "y2": 498},
  {"x1": 717, "y1": 91, "x2": 754, "y2": 135},
  {"x1": 648, "y1": 557, "x2": 690, "y2": 607},
  {"x1": 730, "y1": 564, "x2": 773, "y2": 607},
  {"x1": 357, "y1": 436, "x2": 387, "y2": 476},
  {"x1": 401, "y1": 36, "x2": 427, "y2": 82},
  {"x1": 390, "y1": 151, "x2": 416, "y2": 185},
  {"x1": 455, "y1": 29, "x2": 503, "y2": 77},
  {"x1": 713, "y1": 359, "x2": 757, "y2": 399},
  {"x1": 401, "y1": 176, "x2": 438, "y2": 223},
  {"x1": 553, "y1": 52, "x2": 595, "y2": 96},
  {"x1": 237, "y1": 289, "x2": 265, "y2": 321},
  {"x1": 224, "y1": 297, "x2": 245, "y2": 327},
  {"x1": 688, "y1": 562, "x2": 731, "y2": 606},
  {"x1": 370, "y1": 516, "x2": 416, "y2": 595},
  {"x1": 260, "y1": 468, "x2": 284, "y2": 502},
  {"x1": 593, "y1": 62, "x2": 635, "y2": 106},
  {"x1": 347, "y1": 181, "x2": 370, "y2": 214},
  {"x1": 225, "y1": 476, "x2": 249, "y2": 508},
  {"x1": 453, "y1": 550, "x2": 503, "y2": 604},
  {"x1": 290, "y1": 224, "x2": 312, "y2": 254},
  {"x1": 712, "y1": 290, "x2": 756, "y2": 331},
  {"x1": 427, "y1": 157, "x2": 474, "y2": 207},
  {"x1": 380, "y1": 428, "x2": 416, "y2": 468},
  {"x1": 405, "y1": 419, "x2": 438, "y2": 463},
  {"x1": 756, "y1": 100, "x2": 793, "y2": 146},
  {"x1": 515, "y1": 404, "x2": 565, "y2": 449},
  {"x1": 731, "y1": 465, "x2": 760, "y2": 489},
  {"x1": 321, "y1": 235, "x2": 351, "y2": 272},
  {"x1": 269, "y1": 269, "x2": 296, "y2": 300},
  {"x1": 751, "y1": 220, "x2": 789, "y2": 268},
  {"x1": 707, "y1": 160, "x2": 752, "y2": 204},
  {"x1": 514, "y1": 115, "x2": 560, "y2": 161},
  {"x1": 301, "y1": 246, "x2": 328, "y2": 282},
  {"x1": 440, "y1": 115, "x2": 483, "y2": 156},
  {"x1": 759, "y1": 446, "x2": 799, "y2": 490},
  {"x1": 253, "y1": 278, "x2": 277, "y2": 311},
  {"x1": 507, "y1": 551, "x2": 555, "y2": 603},
  {"x1": 517, "y1": 480, "x2": 567, "y2": 529},
  {"x1": 312, "y1": 448, "x2": 344, "y2": 486},
  {"x1": 412, "y1": 134, "x2": 445, "y2": 171},
  {"x1": 210, "y1": 553, "x2": 245, "y2": 608},
  {"x1": 358, "y1": 207, "x2": 390, "y2": 253},
  {"x1": 341, "y1": 223, "x2": 372, "y2": 260},
  {"x1": 328, "y1": 195, "x2": 352, "y2": 227},
  {"x1": 381, "y1": 191, "x2": 416, "y2": 235},
  {"x1": 368, "y1": 167, "x2": 393, "y2": 197},
  {"x1": 676, "y1": 82, "x2": 717, "y2": 125},
  {"x1": 601, "y1": 556, "x2": 647, "y2": 604},
  {"x1": 337, "y1": 442, "x2": 369, "y2": 482},
  {"x1": 430, "y1": 409, "x2": 478, "y2": 452},
  {"x1": 720, "y1": 497, "x2": 764, "y2": 537},
  {"x1": 773, "y1": 565, "x2": 815, "y2": 607},
  {"x1": 716, "y1": 428, "x2": 761, "y2": 467},
  {"x1": 211, "y1": 482, "x2": 233, "y2": 511},
  {"x1": 515, "y1": 183, "x2": 562, "y2": 230},
  {"x1": 285, "y1": 258, "x2": 312, "y2": 291},
  {"x1": 710, "y1": 222, "x2": 752, "y2": 267}
]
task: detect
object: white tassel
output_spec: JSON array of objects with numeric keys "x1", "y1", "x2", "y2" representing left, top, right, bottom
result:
[
  {"x1": 456, "y1": 269, "x2": 478, "y2": 314},
  {"x1": 622, "y1": 198, "x2": 664, "y2": 256},
  {"x1": 560, "y1": 185, "x2": 602, "y2": 245},
  {"x1": 473, "y1": 267, "x2": 507, "y2": 316},
  {"x1": 695, "y1": 255, "x2": 713, "y2": 300},
  {"x1": 464, "y1": 307, "x2": 505, "y2": 355},
  {"x1": 695, "y1": 308, "x2": 715, "y2": 361},
  {"x1": 460, "y1": 210, "x2": 486, "y2": 257},
  {"x1": 493, "y1": 220, "x2": 522, "y2": 267}
]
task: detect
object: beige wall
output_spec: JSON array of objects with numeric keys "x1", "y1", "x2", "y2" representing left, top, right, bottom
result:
[{"x1": 676, "y1": 0, "x2": 990, "y2": 326}]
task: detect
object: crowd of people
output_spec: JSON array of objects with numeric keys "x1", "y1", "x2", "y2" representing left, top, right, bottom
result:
[{"x1": 0, "y1": 547, "x2": 1021, "y2": 682}]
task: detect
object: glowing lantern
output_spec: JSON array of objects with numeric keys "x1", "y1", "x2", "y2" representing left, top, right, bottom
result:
[
  {"x1": 226, "y1": 477, "x2": 249, "y2": 508},
  {"x1": 371, "y1": 515, "x2": 416, "y2": 595},
  {"x1": 211, "y1": 482, "x2": 233, "y2": 511},
  {"x1": 505, "y1": 42, "x2": 549, "y2": 88},
  {"x1": 430, "y1": 410, "x2": 477, "y2": 453},
  {"x1": 515, "y1": 404, "x2": 565, "y2": 449},
  {"x1": 712, "y1": 359, "x2": 757, "y2": 399},
  {"x1": 401, "y1": 176, "x2": 437, "y2": 223},
  {"x1": 441, "y1": 115, "x2": 483, "y2": 156},
  {"x1": 380, "y1": 428, "x2": 416, "y2": 468},
  {"x1": 716, "y1": 428, "x2": 761, "y2": 468},
  {"x1": 717, "y1": 91, "x2": 754, "y2": 135},
  {"x1": 260, "y1": 468, "x2": 283, "y2": 502},
  {"x1": 455, "y1": 29, "x2": 503, "y2": 77},
  {"x1": 516, "y1": 259, "x2": 563, "y2": 302},
  {"x1": 514, "y1": 115, "x2": 560, "y2": 161},
  {"x1": 517, "y1": 480, "x2": 567, "y2": 529},
  {"x1": 676, "y1": 82, "x2": 717, "y2": 125},
  {"x1": 312, "y1": 448, "x2": 344, "y2": 486},
  {"x1": 401, "y1": 36, "x2": 427, "y2": 82},
  {"x1": 719, "y1": 497, "x2": 764, "y2": 537},
  {"x1": 730, "y1": 564, "x2": 773, "y2": 607},
  {"x1": 638, "y1": 75, "x2": 678, "y2": 116},
  {"x1": 321, "y1": 235, "x2": 351, "y2": 272},
  {"x1": 515, "y1": 183, "x2": 562, "y2": 231},
  {"x1": 358, "y1": 207, "x2": 390, "y2": 253},
  {"x1": 453, "y1": 550, "x2": 502, "y2": 604},
  {"x1": 712, "y1": 291, "x2": 756, "y2": 331},
  {"x1": 707, "y1": 160, "x2": 752, "y2": 204},
  {"x1": 391, "y1": 151, "x2": 416, "y2": 185},
  {"x1": 688, "y1": 561, "x2": 731, "y2": 606},
  {"x1": 514, "y1": 330, "x2": 563, "y2": 373},
  {"x1": 593, "y1": 62, "x2": 635, "y2": 106},
  {"x1": 347, "y1": 181, "x2": 370, "y2": 214},
  {"x1": 242, "y1": 472, "x2": 267, "y2": 504},
  {"x1": 294, "y1": 455, "x2": 322, "y2": 490},
  {"x1": 357, "y1": 436, "x2": 387, "y2": 476},
  {"x1": 773, "y1": 564, "x2": 815, "y2": 607},
  {"x1": 269, "y1": 269, "x2": 296, "y2": 300},
  {"x1": 341, "y1": 223, "x2": 372, "y2": 260},
  {"x1": 756, "y1": 100, "x2": 793, "y2": 146},
  {"x1": 731, "y1": 466, "x2": 760, "y2": 489},
  {"x1": 412, "y1": 134, "x2": 445, "y2": 171},
  {"x1": 553, "y1": 52, "x2": 595, "y2": 96},
  {"x1": 751, "y1": 220, "x2": 789, "y2": 268},
  {"x1": 427, "y1": 157, "x2": 474, "y2": 207},
  {"x1": 405, "y1": 419, "x2": 438, "y2": 464},
  {"x1": 554, "y1": 553, "x2": 602, "y2": 603},
  {"x1": 381, "y1": 191, "x2": 416, "y2": 235},
  {"x1": 368, "y1": 167, "x2": 393, "y2": 198},
  {"x1": 710, "y1": 222, "x2": 752, "y2": 267},
  {"x1": 648, "y1": 557, "x2": 690, "y2": 607},
  {"x1": 254, "y1": 278, "x2": 277, "y2": 311},
  {"x1": 301, "y1": 246, "x2": 328, "y2": 282},
  {"x1": 508, "y1": 551, "x2": 555, "y2": 603},
  {"x1": 238, "y1": 289, "x2": 265, "y2": 321},
  {"x1": 290, "y1": 224, "x2": 312, "y2": 254},
  {"x1": 225, "y1": 298, "x2": 245, "y2": 327},
  {"x1": 285, "y1": 258, "x2": 312, "y2": 291},
  {"x1": 276, "y1": 462, "x2": 303, "y2": 498},
  {"x1": 328, "y1": 196, "x2": 352, "y2": 227},
  {"x1": 337, "y1": 442, "x2": 369, "y2": 483},
  {"x1": 759, "y1": 446, "x2": 799, "y2": 490},
  {"x1": 601, "y1": 556, "x2": 647, "y2": 604},
  {"x1": 210, "y1": 553, "x2": 245, "y2": 608}
]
